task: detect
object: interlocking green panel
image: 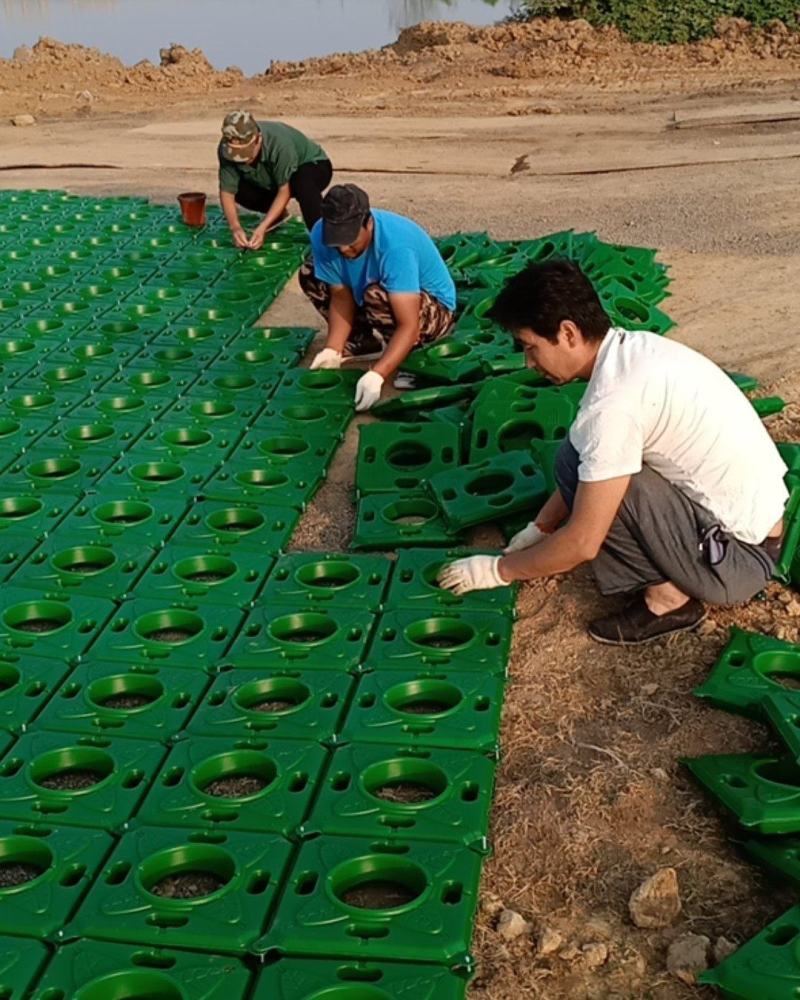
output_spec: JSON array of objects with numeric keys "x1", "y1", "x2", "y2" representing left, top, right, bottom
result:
[
  {"x1": 0, "y1": 731, "x2": 165, "y2": 831},
  {"x1": 182, "y1": 369, "x2": 281, "y2": 401},
  {"x1": 133, "y1": 342, "x2": 222, "y2": 371},
  {"x1": 188, "y1": 667, "x2": 354, "y2": 743},
  {"x1": 386, "y1": 548, "x2": 517, "y2": 617},
  {"x1": 698, "y1": 904, "x2": 800, "y2": 999},
  {"x1": 88, "y1": 598, "x2": 244, "y2": 671},
  {"x1": 356, "y1": 422, "x2": 460, "y2": 496},
  {"x1": 0, "y1": 491, "x2": 75, "y2": 540},
  {"x1": 0, "y1": 448, "x2": 119, "y2": 495},
  {"x1": 133, "y1": 545, "x2": 274, "y2": 608},
  {"x1": 468, "y1": 386, "x2": 579, "y2": 463},
  {"x1": 254, "y1": 399, "x2": 352, "y2": 439},
  {"x1": 164, "y1": 393, "x2": 263, "y2": 429},
  {"x1": 209, "y1": 338, "x2": 303, "y2": 373},
  {"x1": 0, "y1": 820, "x2": 113, "y2": 939},
  {"x1": 235, "y1": 430, "x2": 340, "y2": 474},
  {"x1": 272, "y1": 368, "x2": 360, "y2": 408},
  {"x1": 0, "y1": 414, "x2": 45, "y2": 455},
  {"x1": 0, "y1": 532, "x2": 40, "y2": 582},
  {"x1": 260, "y1": 553, "x2": 391, "y2": 611},
  {"x1": 203, "y1": 459, "x2": 325, "y2": 511},
  {"x1": 227, "y1": 605, "x2": 375, "y2": 671},
  {"x1": 46, "y1": 335, "x2": 142, "y2": 369},
  {"x1": 31, "y1": 942, "x2": 252, "y2": 999},
  {"x1": 55, "y1": 493, "x2": 186, "y2": 549},
  {"x1": 372, "y1": 383, "x2": 476, "y2": 419},
  {"x1": 342, "y1": 670, "x2": 504, "y2": 752},
  {"x1": 127, "y1": 424, "x2": 241, "y2": 465},
  {"x1": 11, "y1": 539, "x2": 150, "y2": 601},
  {"x1": 305, "y1": 743, "x2": 495, "y2": 850},
  {"x1": 427, "y1": 452, "x2": 548, "y2": 531},
  {"x1": 398, "y1": 337, "x2": 488, "y2": 384},
  {"x1": 67, "y1": 390, "x2": 176, "y2": 426},
  {"x1": 137, "y1": 734, "x2": 326, "y2": 835},
  {"x1": 252, "y1": 958, "x2": 467, "y2": 999},
  {"x1": 100, "y1": 456, "x2": 211, "y2": 499},
  {"x1": 256, "y1": 835, "x2": 482, "y2": 965},
  {"x1": 682, "y1": 752, "x2": 800, "y2": 833},
  {"x1": 0, "y1": 588, "x2": 114, "y2": 664},
  {"x1": 40, "y1": 416, "x2": 145, "y2": 458},
  {"x1": 353, "y1": 493, "x2": 464, "y2": 551},
  {"x1": 36, "y1": 660, "x2": 209, "y2": 741},
  {"x1": 744, "y1": 834, "x2": 800, "y2": 888},
  {"x1": 0, "y1": 652, "x2": 72, "y2": 734},
  {"x1": 104, "y1": 365, "x2": 198, "y2": 398},
  {"x1": 0, "y1": 936, "x2": 47, "y2": 998},
  {"x1": 4, "y1": 387, "x2": 83, "y2": 423},
  {"x1": 14, "y1": 361, "x2": 115, "y2": 396},
  {"x1": 365, "y1": 610, "x2": 512, "y2": 676},
  {"x1": 169, "y1": 499, "x2": 300, "y2": 555},
  {"x1": 70, "y1": 825, "x2": 293, "y2": 954}
]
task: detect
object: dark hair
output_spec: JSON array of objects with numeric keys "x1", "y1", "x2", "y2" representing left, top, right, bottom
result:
[{"x1": 487, "y1": 259, "x2": 611, "y2": 343}]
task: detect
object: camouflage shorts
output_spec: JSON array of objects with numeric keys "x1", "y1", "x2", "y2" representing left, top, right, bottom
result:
[{"x1": 299, "y1": 259, "x2": 454, "y2": 354}]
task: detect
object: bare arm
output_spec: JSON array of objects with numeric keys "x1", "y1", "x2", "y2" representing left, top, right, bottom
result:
[
  {"x1": 499, "y1": 475, "x2": 631, "y2": 581},
  {"x1": 324, "y1": 284, "x2": 357, "y2": 353},
  {"x1": 220, "y1": 189, "x2": 249, "y2": 249},
  {"x1": 250, "y1": 183, "x2": 292, "y2": 247},
  {"x1": 373, "y1": 291, "x2": 420, "y2": 379},
  {"x1": 534, "y1": 489, "x2": 570, "y2": 534}
]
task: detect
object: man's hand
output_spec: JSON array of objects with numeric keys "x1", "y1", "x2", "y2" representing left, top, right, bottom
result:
[
  {"x1": 248, "y1": 228, "x2": 266, "y2": 251},
  {"x1": 310, "y1": 348, "x2": 342, "y2": 371},
  {"x1": 504, "y1": 522, "x2": 547, "y2": 553},
  {"x1": 437, "y1": 555, "x2": 508, "y2": 595},
  {"x1": 231, "y1": 227, "x2": 250, "y2": 250},
  {"x1": 355, "y1": 370, "x2": 384, "y2": 411}
]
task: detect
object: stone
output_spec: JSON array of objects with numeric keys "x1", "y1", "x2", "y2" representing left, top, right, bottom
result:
[
  {"x1": 583, "y1": 942, "x2": 609, "y2": 969},
  {"x1": 10, "y1": 114, "x2": 35, "y2": 127},
  {"x1": 77, "y1": 90, "x2": 95, "y2": 102},
  {"x1": 480, "y1": 891, "x2": 505, "y2": 919},
  {"x1": 558, "y1": 943, "x2": 582, "y2": 962},
  {"x1": 583, "y1": 916, "x2": 614, "y2": 941},
  {"x1": 785, "y1": 599, "x2": 800, "y2": 617},
  {"x1": 641, "y1": 682, "x2": 659, "y2": 696},
  {"x1": 12, "y1": 45, "x2": 32, "y2": 62},
  {"x1": 713, "y1": 936, "x2": 738, "y2": 963},
  {"x1": 497, "y1": 908, "x2": 529, "y2": 941},
  {"x1": 666, "y1": 933, "x2": 710, "y2": 985},
  {"x1": 628, "y1": 868, "x2": 681, "y2": 928},
  {"x1": 651, "y1": 768, "x2": 669, "y2": 781},
  {"x1": 537, "y1": 926, "x2": 564, "y2": 957},
  {"x1": 697, "y1": 619, "x2": 718, "y2": 636}
]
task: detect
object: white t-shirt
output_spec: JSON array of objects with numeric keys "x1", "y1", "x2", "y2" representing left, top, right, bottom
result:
[{"x1": 569, "y1": 328, "x2": 788, "y2": 544}]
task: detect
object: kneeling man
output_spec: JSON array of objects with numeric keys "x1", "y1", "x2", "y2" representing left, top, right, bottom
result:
[{"x1": 439, "y1": 260, "x2": 787, "y2": 645}]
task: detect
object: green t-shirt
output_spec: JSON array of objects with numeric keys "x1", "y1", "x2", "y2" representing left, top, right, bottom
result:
[{"x1": 218, "y1": 121, "x2": 328, "y2": 194}]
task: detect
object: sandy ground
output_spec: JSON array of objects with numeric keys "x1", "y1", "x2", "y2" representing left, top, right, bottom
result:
[{"x1": 2, "y1": 26, "x2": 800, "y2": 998}]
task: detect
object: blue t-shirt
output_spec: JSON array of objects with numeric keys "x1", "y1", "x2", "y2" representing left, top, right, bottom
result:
[{"x1": 309, "y1": 209, "x2": 456, "y2": 311}]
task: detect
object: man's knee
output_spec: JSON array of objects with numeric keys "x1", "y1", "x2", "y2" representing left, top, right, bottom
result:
[{"x1": 363, "y1": 283, "x2": 390, "y2": 308}]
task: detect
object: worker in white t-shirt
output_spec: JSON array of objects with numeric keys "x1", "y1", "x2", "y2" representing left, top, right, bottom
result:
[{"x1": 438, "y1": 259, "x2": 788, "y2": 646}]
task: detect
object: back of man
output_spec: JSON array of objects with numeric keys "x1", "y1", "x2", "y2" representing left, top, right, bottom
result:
[
  {"x1": 570, "y1": 327, "x2": 788, "y2": 545},
  {"x1": 218, "y1": 120, "x2": 327, "y2": 192},
  {"x1": 309, "y1": 208, "x2": 456, "y2": 310}
]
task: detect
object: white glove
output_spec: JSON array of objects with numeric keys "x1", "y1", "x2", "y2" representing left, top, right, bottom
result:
[
  {"x1": 437, "y1": 555, "x2": 507, "y2": 595},
  {"x1": 310, "y1": 348, "x2": 342, "y2": 371},
  {"x1": 504, "y1": 521, "x2": 547, "y2": 553},
  {"x1": 355, "y1": 370, "x2": 384, "y2": 411}
]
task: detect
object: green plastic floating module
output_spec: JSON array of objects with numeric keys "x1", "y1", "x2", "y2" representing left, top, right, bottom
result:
[
  {"x1": 0, "y1": 820, "x2": 113, "y2": 939},
  {"x1": 35, "y1": 660, "x2": 209, "y2": 741},
  {"x1": 356, "y1": 422, "x2": 460, "y2": 495},
  {"x1": 0, "y1": 588, "x2": 114, "y2": 664},
  {"x1": 136, "y1": 734, "x2": 327, "y2": 835},
  {"x1": 256, "y1": 834, "x2": 482, "y2": 966},
  {"x1": 70, "y1": 825, "x2": 293, "y2": 954},
  {"x1": 252, "y1": 958, "x2": 467, "y2": 999},
  {"x1": 259, "y1": 552, "x2": 392, "y2": 611},
  {"x1": 0, "y1": 652, "x2": 73, "y2": 734},
  {"x1": 0, "y1": 492, "x2": 76, "y2": 541},
  {"x1": 341, "y1": 669, "x2": 505, "y2": 753},
  {"x1": 132, "y1": 545, "x2": 274, "y2": 608},
  {"x1": 0, "y1": 936, "x2": 48, "y2": 998},
  {"x1": 353, "y1": 492, "x2": 464, "y2": 551},
  {"x1": 187, "y1": 667, "x2": 355, "y2": 743},
  {"x1": 202, "y1": 457, "x2": 326, "y2": 511},
  {"x1": 303, "y1": 742, "x2": 496, "y2": 850},
  {"x1": 168, "y1": 500, "x2": 301, "y2": 555},
  {"x1": 54, "y1": 493, "x2": 186, "y2": 549},
  {"x1": 11, "y1": 539, "x2": 151, "y2": 601},
  {"x1": 31, "y1": 942, "x2": 252, "y2": 999},
  {"x1": 0, "y1": 730, "x2": 165, "y2": 831}
]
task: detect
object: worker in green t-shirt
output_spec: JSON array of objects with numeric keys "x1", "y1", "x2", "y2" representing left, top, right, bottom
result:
[{"x1": 218, "y1": 110, "x2": 333, "y2": 250}]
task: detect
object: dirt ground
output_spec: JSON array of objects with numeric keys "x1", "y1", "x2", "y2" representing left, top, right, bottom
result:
[{"x1": 2, "y1": 18, "x2": 800, "y2": 998}]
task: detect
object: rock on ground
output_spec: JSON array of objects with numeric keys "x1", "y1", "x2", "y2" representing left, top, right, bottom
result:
[
  {"x1": 497, "y1": 908, "x2": 530, "y2": 941},
  {"x1": 667, "y1": 933, "x2": 711, "y2": 985},
  {"x1": 628, "y1": 867, "x2": 682, "y2": 928}
]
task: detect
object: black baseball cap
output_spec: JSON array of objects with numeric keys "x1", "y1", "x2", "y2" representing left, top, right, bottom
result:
[{"x1": 321, "y1": 184, "x2": 370, "y2": 247}]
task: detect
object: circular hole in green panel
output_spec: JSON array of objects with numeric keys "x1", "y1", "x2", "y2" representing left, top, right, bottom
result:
[
  {"x1": 73, "y1": 343, "x2": 113, "y2": 362},
  {"x1": 214, "y1": 374, "x2": 256, "y2": 392},
  {"x1": 44, "y1": 366, "x2": 87, "y2": 385},
  {"x1": 89, "y1": 673, "x2": 164, "y2": 712},
  {"x1": 0, "y1": 496, "x2": 43, "y2": 521},
  {"x1": 386, "y1": 441, "x2": 432, "y2": 470},
  {"x1": 130, "y1": 462, "x2": 184, "y2": 484},
  {"x1": 281, "y1": 404, "x2": 326, "y2": 423},
  {"x1": 0, "y1": 836, "x2": 53, "y2": 889},
  {"x1": 162, "y1": 427, "x2": 212, "y2": 449},
  {"x1": 140, "y1": 845, "x2": 235, "y2": 901},
  {"x1": 269, "y1": 613, "x2": 336, "y2": 645},
  {"x1": 193, "y1": 750, "x2": 277, "y2": 799},
  {"x1": 296, "y1": 560, "x2": 360, "y2": 590},
  {"x1": 754, "y1": 651, "x2": 800, "y2": 690},
  {"x1": 298, "y1": 371, "x2": 339, "y2": 390},
  {"x1": 756, "y1": 760, "x2": 800, "y2": 787},
  {"x1": 258, "y1": 436, "x2": 307, "y2": 458},
  {"x1": 363, "y1": 757, "x2": 448, "y2": 805},
  {"x1": 129, "y1": 371, "x2": 170, "y2": 390},
  {"x1": 174, "y1": 554, "x2": 237, "y2": 585},
  {"x1": 136, "y1": 609, "x2": 204, "y2": 645},
  {"x1": 466, "y1": 472, "x2": 514, "y2": 497},
  {"x1": 94, "y1": 499, "x2": 154, "y2": 526},
  {"x1": 332, "y1": 854, "x2": 426, "y2": 911},
  {"x1": 206, "y1": 507, "x2": 265, "y2": 534},
  {"x1": 154, "y1": 347, "x2": 192, "y2": 364},
  {"x1": 180, "y1": 325, "x2": 214, "y2": 341},
  {"x1": 0, "y1": 419, "x2": 20, "y2": 439},
  {"x1": 76, "y1": 971, "x2": 184, "y2": 1000},
  {"x1": 235, "y1": 677, "x2": 311, "y2": 715},
  {"x1": 235, "y1": 469, "x2": 289, "y2": 489},
  {"x1": 383, "y1": 499, "x2": 438, "y2": 526},
  {"x1": 406, "y1": 617, "x2": 475, "y2": 651},
  {"x1": 0, "y1": 339, "x2": 35, "y2": 357},
  {"x1": 0, "y1": 662, "x2": 20, "y2": 692},
  {"x1": 11, "y1": 393, "x2": 56, "y2": 412},
  {"x1": 27, "y1": 457, "x2": 81, "y2": 482},
  {"x1": 386, "y1": 679, "x2": 463, "y2": 716},
  {"x1": 4, "y1": 599, "x2": 72, "y2": 634},
  {"x1": 429, "y1": 341, "x2": 469, "y2": 360},
  {"x1": 64, "y1": 423, "x2": 114, "y2": 445},
  {"x1": 32, "y1": 747, "x2": 114, "y2": 792},
  {"x1": 498, "y1": 420, "x2": 545, "y2": 451},
  {"x1": 614, "y1": 297, "x2": 649, "y2": 324},
  {"x1": 191, "y1": 399, "x2": 235, "y2": 419},
  {"x1": 52, "y1": 545, "x2": 116, "y2": 575}
]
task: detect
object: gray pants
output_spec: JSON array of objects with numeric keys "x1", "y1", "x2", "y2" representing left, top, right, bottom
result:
[{"x1": 555, "y1": 442, "x2": 775, "y2": 605}]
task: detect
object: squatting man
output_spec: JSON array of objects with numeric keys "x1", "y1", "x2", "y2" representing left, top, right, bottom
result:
[{"x1": 439, "y1": 260, "x2": 787, "y2": 646}]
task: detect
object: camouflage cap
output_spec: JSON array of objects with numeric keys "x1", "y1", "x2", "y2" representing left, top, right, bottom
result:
[{"x1": 220, "y1": 110, "x2": 260, "y2": 162}]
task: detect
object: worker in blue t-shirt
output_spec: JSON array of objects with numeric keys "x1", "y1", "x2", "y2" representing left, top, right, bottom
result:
[{"x1": 300, "y1": 184, "x2": 456, "y2": 411}]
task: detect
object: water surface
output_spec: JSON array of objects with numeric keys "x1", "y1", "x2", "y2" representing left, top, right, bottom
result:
[{"x1": 1, "y1": 0, "x2": 518, "y2": 75}]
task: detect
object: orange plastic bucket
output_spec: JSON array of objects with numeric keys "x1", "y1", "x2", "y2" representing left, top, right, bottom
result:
[{"x1": 177, "y1": 192, "x2": 207, "y2": 227}]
